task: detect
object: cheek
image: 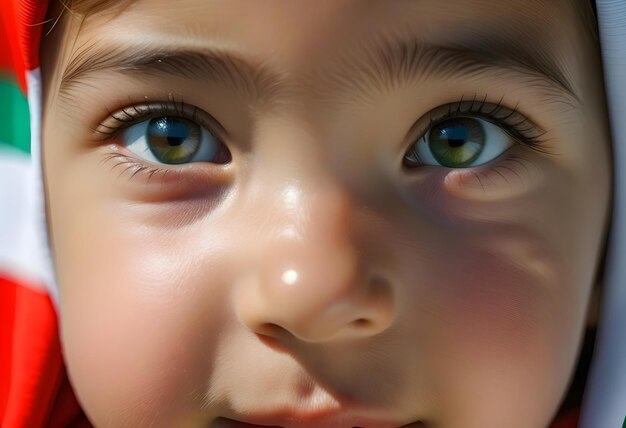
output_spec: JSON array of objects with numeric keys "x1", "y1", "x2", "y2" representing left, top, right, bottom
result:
[
  {"x1": 385, "y1": 159, "x2": 601, "y2": 426},
  {"x1": 53, "y1": 200, "x2": 232, "y2": 425},
  {"x1": 397, "y1": 237, "x2": 583, "y2": 427}
]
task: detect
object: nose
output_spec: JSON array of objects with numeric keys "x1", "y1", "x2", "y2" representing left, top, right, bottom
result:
[{"x1": 235, "y1": 183, "x2": 395, "y2": 343}]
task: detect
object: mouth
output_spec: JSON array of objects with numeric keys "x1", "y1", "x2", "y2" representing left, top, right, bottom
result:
[{"x1": 213, "y1": 417, "x2": 427, "y2": 428}]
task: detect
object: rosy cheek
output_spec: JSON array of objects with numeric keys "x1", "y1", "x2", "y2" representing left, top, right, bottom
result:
[
  {"x1": 394, "y1": 155, "x2": 582, "y2": 423},
  {"x1": 436, "y1": 243, "x2": 556, "y2": 345},
  {"x1": 57, "y1": 204, "x2": 233, "y2": 426},
  {"x1": 419, "y1": 241, "x2": 576, "y2": 425},
  {"x1": 426, "y1": 173, "x2": 578, "y2": 370}
]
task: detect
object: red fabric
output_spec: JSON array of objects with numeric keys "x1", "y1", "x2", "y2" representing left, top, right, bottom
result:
[
  {"x1": 0, "y1": 5, "x2": 14, "y2": 73},
  {"x1": 0, "y1": 274, "x2": 91, "y2": 428},
  {"x1": 0, "y1": 0, "x2": 26, "y2": 90},
  {"x1": 0, "y1": 0, "x2": 50, "y2": 92}
]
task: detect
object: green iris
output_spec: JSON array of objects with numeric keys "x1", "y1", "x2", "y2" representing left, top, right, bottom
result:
[
  {"x1": 428, "y1": 118, "x2": 486, "y2": 167},
  {"x1": 146, "y1": 117, "x2": 201, "y2": 164}
]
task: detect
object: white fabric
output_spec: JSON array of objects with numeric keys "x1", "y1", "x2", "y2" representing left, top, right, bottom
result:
[
  {"x1": 0, "y1": 144, "x2": 42, "y2": 287},
  {"x1": 0, "y1": 68, "x2": 58, "y2": 298},
  {"x1": 27, "y1": 67, "x2": 59, "y2": 305},
  {"x1": 581, "y1": 1, "x2": 626, "y2": 427}
]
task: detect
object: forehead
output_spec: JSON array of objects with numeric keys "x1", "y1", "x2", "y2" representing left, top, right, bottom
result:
[
  {"x1": 58, "y1": 0, "x2": 587, "y2": 109},
  {"x1": 75, "y1": 0, "x2": 580, "y2": 59}
]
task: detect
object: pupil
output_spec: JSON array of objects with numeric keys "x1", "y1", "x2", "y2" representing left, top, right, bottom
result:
[
  {"x1": 150, "y1": 117, "x2": 190, "y2": 146},
  {"x1": 167, "y1": 136, "x2": 184, "y2": 147},
  {"x1": 441, "y1": 124, "x2": 469, "y2": 147}
]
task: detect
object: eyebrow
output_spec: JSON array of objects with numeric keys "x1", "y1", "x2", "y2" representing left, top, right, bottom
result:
[
  {"x1": 60, "y1": 31, "x2": 579, "y2": 108},
  {"x1": 59, "y1": 42, "x2": 288, "y2": 101},
  {"x1": 322, "y1": 32, "x2": 579, "y2": 106}
]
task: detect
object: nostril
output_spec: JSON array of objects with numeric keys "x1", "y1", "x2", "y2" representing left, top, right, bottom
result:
[
  {"x1": 257, "y1": 322, "x2": 287, "y2": 338},
  {"x1": 256, "y1": 329, "x2": 291, "y2": 354},
  {"x1": 351, "y1": 318, "x2": 371, "y2": 328},
  {"x1": 347, "y1": 317, "x2": 384, "y2": 338}
]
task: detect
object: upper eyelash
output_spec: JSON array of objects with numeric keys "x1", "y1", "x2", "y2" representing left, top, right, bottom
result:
[
  {"x1": 95, "y1": 93, "x2": 551, "y2": 168},
  {"x1": 93, "y1": 96, "x2": 211, "y2": 141},
  {"x1": 422, "y1": 93, "x2": 553, "y2": 155},
  {"x1": 92, "y1": 97, "x2": 228, "y2": 182}
]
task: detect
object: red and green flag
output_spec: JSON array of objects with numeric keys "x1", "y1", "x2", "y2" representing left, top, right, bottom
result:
[{"x1": 1, "y1": 2, "x2": 88, "y2": 427}]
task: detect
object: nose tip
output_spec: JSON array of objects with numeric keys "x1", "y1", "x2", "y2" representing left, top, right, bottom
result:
[
  {"x1": 236, "y1": 186, "x2": 395, "y2": 343},
  {"x1": 259, "y1": 245, "x2": 394, "y2": 343},
  {"x1": 251, "y1": 265, "x2": 396, "y2": 343}
]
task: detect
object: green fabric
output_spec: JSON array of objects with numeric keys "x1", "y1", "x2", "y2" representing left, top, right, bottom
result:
[{"x1": 0, "y1": 75, "x2": 31, "y2": 155}]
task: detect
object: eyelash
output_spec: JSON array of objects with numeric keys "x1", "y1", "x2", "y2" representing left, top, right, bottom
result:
[
  {"x1": 93, "y1": 97, "x2": 225, "y2": 182},
  {"x1": 94, "y1": 97, "x2": 210, "y2": 141},
  {"x1": 406, "y1": 93, "x2": 553, "y2": 163},
  {"x1": 94, "y1": 94, "x2": 551, "y2": 183}
]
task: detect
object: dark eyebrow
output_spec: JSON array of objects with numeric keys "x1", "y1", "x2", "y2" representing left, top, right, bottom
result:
[
  {"x1": 60, "y1": 30, "x2": 579, "y2": 109},
  {"x1": 59, "y1": 42, "x2": 288, "y2": 101},
  {"x1": 322, "y1": 32, "x2": 579, "y2": 107}
]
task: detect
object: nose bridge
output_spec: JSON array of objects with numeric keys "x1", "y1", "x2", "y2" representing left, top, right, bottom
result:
[
  {"x1": 283, "y1": 176, "x2": 355, "y2": 251},
  {"x1": 264, "y1": 178, "x2": 360, "y2": 310},
  {"x1": 257, "y1": 115, "x2": 361, "y2": 275}
]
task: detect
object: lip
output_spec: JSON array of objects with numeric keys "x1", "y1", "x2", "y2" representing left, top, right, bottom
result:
[
  {"x1": 214, "y1": 416, "x2": 426, "y2": 428},
  {"x1": 214, "y1": 419, "x2": 281, "y2": 428},
  {"x1": 212, "y1": 394, "x2": 426, "y2": 428}
]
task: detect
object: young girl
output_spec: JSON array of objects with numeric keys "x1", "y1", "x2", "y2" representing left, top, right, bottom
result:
[{"x1": 1, "y1": 1, "x2": 625, "y2": 427}]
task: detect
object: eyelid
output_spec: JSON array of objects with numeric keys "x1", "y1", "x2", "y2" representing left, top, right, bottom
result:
[
  {"x1": 434, "y1": 96, "x2": 544, "y2": 142},
  {"x1": 93, "y1": 99, "x2": 228, "y2": 143},
  {"x1": 403, "y1": 94, "x2": 553, "y2": 164}
]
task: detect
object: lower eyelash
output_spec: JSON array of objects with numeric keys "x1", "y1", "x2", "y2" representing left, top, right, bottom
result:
[
  {"x1": 470, "y1": 164, "x2": 518, "y2": 192},
  {"x1": 446, "y1": 153, "x2": 540, "y2": 196},
  {"x1": 100, "y1": 151, "x2": 174, "y2": 183}
]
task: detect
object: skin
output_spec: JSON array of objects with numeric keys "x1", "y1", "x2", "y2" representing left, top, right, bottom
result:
[{"x1": 40, "y1": 1, "x2": 611, "y2": 427}]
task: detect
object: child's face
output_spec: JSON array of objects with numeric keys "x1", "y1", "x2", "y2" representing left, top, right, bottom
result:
[{"x1": 41, "y1": 1, "x2": 610, "y2": 427}]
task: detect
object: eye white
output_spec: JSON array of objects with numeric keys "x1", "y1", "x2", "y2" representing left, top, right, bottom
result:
[{"x1": 122, "y1": 118, "x2": 220, "y2": 164}]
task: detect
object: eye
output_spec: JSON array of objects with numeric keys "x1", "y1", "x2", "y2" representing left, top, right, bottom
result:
[
  {"x1": 404, "y1": 116, "x2": 513, "y2": 168},
  {"x1": 123, "y1": 116, "x2": 230, "y2": 165}
]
